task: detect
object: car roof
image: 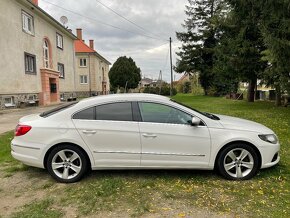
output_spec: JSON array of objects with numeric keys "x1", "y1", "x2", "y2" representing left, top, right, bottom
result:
[{"x1": 78, "y1": 93, "x2": 170, "y2": 105}]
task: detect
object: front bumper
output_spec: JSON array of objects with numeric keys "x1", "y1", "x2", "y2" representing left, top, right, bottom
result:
[{"x1": 259, "y1": 142, "x2": 280, "y2": 169}]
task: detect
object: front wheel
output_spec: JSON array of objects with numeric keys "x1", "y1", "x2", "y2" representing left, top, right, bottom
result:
[
  {"x1": 47, "y1": 145, "x2": 88, "y2": 183},
  {"x1": 216, "y1": 143, "x2": 259, "y2": 180}
]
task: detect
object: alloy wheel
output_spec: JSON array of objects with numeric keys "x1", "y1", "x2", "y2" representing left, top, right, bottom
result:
[
  {"x1": 223, "y1": 148, "x2": 254, "y2": 179},
  {"x1": 51, "y1": 149, "x2": 82, "y2": 180}
]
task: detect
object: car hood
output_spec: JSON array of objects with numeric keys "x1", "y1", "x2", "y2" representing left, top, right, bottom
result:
[{"x1": 216, "y1": 114, "x2": 274, "y2": 134}]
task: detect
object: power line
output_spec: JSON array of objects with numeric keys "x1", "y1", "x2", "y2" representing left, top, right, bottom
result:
[
  {"x1": 162, "y1": 47, "x2": 170, "y2": 71},
  {"x1": 114, "y1": 42, "x2": 169, "y2": 56},
  {"x1": 42, "y1": 0, "x2": 168, "y2": 42},
  {"x1": 95, "y1": 0, "x2": 167, "y2": 41}
]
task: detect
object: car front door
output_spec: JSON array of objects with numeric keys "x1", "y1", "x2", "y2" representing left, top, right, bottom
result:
[
  {"x1": 72, "y1": 102, "x2": 141, "y2": 167},
  {"x1": 138, "y1": 102, "x2": 211, "y2": 168}
]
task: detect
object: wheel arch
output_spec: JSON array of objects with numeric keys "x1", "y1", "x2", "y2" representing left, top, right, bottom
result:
[
  {"x1": 43, "y1": 142, "x2": 92, "y2": 170},
  {"x1": 214, "y1": 140, "x2": 262, "y2": 169}
]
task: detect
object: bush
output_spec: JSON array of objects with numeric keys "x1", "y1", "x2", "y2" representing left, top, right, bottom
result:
[
  {"x1": 183, "y1": 81, "x2": 191, "y2": 93},
  {"x1": 143, "y1": 86, "x2": 177, "y2": 96}
]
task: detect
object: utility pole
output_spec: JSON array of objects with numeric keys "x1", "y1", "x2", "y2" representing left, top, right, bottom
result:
[
  {"x1": 158, "y1": 70, "x2": 162, "y2": 95},
  {"x1": 169, "y1": 37, "x2": 173, "y2": 97}
]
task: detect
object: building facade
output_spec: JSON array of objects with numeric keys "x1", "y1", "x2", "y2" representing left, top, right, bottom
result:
[
  {"x1": 74, "y1": 29, "x2": 111, "y2": 97},
  {"x1": 0, "y1": 0, "x2": 77, "y2": 108}
]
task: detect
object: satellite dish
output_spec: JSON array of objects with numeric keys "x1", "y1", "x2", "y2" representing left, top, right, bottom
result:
[{"x1": 60, "y1": 16, "x2": 68, "y2": 26}]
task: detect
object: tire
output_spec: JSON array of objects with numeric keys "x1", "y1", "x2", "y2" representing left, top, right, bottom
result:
[
  {"x1": 216, "y1": 143, "x2": 259, "y2": 180},
  {"x1": 47, "y1": 145, "x2": 88, "y2": 183}
]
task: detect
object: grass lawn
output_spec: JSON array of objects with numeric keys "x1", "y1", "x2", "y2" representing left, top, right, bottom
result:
[{"x1": 0, "y1": 94, "x2": 289, "y2": 217}]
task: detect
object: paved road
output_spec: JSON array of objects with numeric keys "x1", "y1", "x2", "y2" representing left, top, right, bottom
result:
[{"x1": 0, "y1": 104, "x2": 63, "y2": 134}]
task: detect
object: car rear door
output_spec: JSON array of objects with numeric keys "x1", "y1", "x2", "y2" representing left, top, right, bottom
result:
[
  {"x1": 72, "y1": 102, "x2": 141, "y2": 167},
  {"x1": 138, "y1": 102, "x2": 211, "y2": 168}
]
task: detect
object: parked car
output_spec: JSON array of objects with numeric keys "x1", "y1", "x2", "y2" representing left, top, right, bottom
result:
[{"x1": 11, "y1": 94, "x2": 280, "y2": 183}]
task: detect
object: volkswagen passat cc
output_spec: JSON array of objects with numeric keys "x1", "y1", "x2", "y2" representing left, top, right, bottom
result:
[{"x1": 11, "y1": 94, "x2": 280, "y2": 183}]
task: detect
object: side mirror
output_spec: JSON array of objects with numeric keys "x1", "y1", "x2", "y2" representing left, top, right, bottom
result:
[{"x1": 191, "y1": 117, "x2": 201, "y2": 126}]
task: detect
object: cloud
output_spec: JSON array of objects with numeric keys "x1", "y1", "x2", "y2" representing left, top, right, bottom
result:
[{"x1": 39, "y1": 0, "x2": 188, "y2": 81}]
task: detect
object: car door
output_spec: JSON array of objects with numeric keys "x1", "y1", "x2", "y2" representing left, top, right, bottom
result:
[
  {"x1": 72, "y1": 102, "x2": 141, "y2": 167},
  {"x1": 138, "y1": 102, "x2": 211, "y2": 168}
]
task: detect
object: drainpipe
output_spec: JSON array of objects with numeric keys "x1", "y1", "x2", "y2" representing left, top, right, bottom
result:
[
  {"x1": 88, "y1": 53, "x2": 92, "y2": 96},
  {"x1": 72, "y1": 42, "x2": 76, "y2": 99}
]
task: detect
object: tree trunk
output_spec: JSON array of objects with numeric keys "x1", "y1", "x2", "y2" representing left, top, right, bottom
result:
[
  {"x1": 247, "y1": 79, "x2": 256, "y2": 102},
  {"x1": 275, "y1": 85, "x2": 282, "y2": 106}
]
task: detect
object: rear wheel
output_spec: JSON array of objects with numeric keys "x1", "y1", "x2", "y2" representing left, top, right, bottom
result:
[
  {"x1": 47, "y1": 145, "x2": 88, "y2": 183},
  {"x1": 217, "y1": 143, "x2": 259, "y2": 180}
]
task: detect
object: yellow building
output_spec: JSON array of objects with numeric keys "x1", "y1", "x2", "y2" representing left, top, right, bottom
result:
[
  {"x1": 0, "y1": 0, "x2": 77, "y2": 108},
  {"x1": 74, "y1": 29, "x2": 111, "y2": 97}
]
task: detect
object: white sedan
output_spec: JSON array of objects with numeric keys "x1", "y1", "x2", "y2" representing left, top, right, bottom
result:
[{"x1": 11, "y1": 94, "x2": 280, "y2": 183}]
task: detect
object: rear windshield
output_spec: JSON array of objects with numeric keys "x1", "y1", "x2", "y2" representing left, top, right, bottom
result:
[{"x1": 40, "y1": 102, "x2": 78, "y2": 118}]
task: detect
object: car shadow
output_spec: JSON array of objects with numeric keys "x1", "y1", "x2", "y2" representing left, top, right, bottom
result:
[{"x1": 84, "y1": 169, "x2": 220, "y2": 181}]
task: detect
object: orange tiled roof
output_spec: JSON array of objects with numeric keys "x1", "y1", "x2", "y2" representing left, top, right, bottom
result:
[{"x1": 74, "y1": 40, "x2": 95, "y2": 53}]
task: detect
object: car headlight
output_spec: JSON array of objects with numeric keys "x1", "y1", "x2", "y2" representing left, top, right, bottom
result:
[{"x1": 258, "y1": 134, "x2": 278, "y2": 144}]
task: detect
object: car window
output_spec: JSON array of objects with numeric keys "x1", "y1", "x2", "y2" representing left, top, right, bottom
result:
[
  {"x1": 72, "y1": 107, "x2": 95, "y2": 120},
  {"x1": 96, "y1": 102, "x2": 133, "y2": 121},
  {"x1": 138, "y1": 102, "x2": 192, "y2": 125},
  {"x1": 40, "y1": 102, "x2": 78, "y2": 118}
]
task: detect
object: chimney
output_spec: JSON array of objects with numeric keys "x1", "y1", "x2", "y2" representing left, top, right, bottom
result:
[
  {"x1": 76, "y1": 28, "x2": 82, "y2": 40},
  {"x1": 31, "y1": 0, "x2": 39, "y2": 5},
  {"x1": 89, "y1": 40, "x2": 94, "y2": 50}
]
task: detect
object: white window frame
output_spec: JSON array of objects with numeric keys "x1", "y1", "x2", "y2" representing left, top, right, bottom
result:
[
  {"x1": 80, "y1": 58, "x2": 87, "y2": 67},
  {"x1": 24, "y1": 52, "x2": 36, "y2": 74},
  {"x1": 22, "y1": 10, "x2": 34, "y2": 35},
  {"x1": 56, "y1": 33, "x2": 63, "y2": 49},
  {"x1": 80, "y1": 75, "x2": 88, "y2": 84},
  {"x1": 4, "y1": 97, "x2": 16, "y2": 107},
  {"x1": 43, "y1": 40, "x2": 49, "y2": 68},
  {"x1": 58, "y1": 63, "x2": 65, "y2": 78}
]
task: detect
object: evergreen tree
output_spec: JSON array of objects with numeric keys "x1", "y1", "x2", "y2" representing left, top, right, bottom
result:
[
  {"x1": 216, "y1": 0, "x2": 267, "y2": 102},
  {"x1": 176, "y1": 0, "x2": 226, "y2": 95},
  {"x1": 109, "y1": 56, "x2": 141, "y2": 91},
  {"x1": 259, "y1": 0, "x2": 290, "y2": 106}
]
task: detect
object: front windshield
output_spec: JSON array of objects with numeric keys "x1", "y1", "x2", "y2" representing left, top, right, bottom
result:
[{"x1": 170, "y1": 99, "x2": 220, "y2": 120}]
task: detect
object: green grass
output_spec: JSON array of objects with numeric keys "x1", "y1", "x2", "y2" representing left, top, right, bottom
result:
[
  {"x1": 0, "y1": 131, "x2": 29, "y2": 174},
  {"x1": 11, "y1": 199, "x2": 63, "y2": 218},
  {"x1": 0, "y1": 94, "x2": 289, "y2": 217},
  {"x1": 0, "y1": 131, "x2": 14, "y2": 164}
]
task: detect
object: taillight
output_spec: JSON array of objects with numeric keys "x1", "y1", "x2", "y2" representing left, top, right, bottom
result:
[{"x1": 15, "y1": 125, "x2": 32, "y2": 136}]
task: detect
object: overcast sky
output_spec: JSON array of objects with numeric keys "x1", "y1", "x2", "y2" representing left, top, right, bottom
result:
[{"x1": 39, "y1": 0, "x2": 188, "y2": 82}]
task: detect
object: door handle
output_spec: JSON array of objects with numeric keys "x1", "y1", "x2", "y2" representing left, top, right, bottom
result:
[
  {"x1": 142, "y1": 133, "x2": 157, "y2": 138},
  {"x1": 82, "y1": 130, "x2": 97, "y2": 134}
]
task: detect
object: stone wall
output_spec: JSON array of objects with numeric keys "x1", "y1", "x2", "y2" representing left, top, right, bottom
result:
[{"x1": 0, "y1": 93, "x2": 39, "y2": 109}]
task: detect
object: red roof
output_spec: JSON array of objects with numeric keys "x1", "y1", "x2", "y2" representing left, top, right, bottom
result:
[{"x1": 74, "y1": 40, "x2": 95, "y2": 53}]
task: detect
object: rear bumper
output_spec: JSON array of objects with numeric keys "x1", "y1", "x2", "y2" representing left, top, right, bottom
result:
[{"x1": 11, "y1": 141, "x2": 45, "y2": 168}]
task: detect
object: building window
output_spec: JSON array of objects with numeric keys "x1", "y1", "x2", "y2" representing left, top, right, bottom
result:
[
  {"x1": 80, "y1": 58, "x2": 87, "y2": 67},
  {"x1": 43, "y1": 40, "x2": 50, "y2": 68},
  {"x1": 24, "y1": 52, "x2": 36, "y2": 74},
  {"x1": 80, "y1": 75, "x2": 88, "y2": 84},
  {"x1": 22, "y1": 11, "x2": 34, "y2": 35},
  {"x1": 102, "y1": 67, "x2": 105, "y2": 79},
  {"x1": 56, "y1": 33, "x2": 63, "y2": 49},
  {"x1": 4, "y1": 96, "x2": 15, "y2": 106},
  {"x1": 58, "y1": 63, "x2": 65, "y2": 78}
]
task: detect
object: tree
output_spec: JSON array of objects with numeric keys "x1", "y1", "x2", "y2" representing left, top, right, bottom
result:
[
  {"x1": 215, "y1": 0, "x2": 267, "y2": 102},
  {"x1": 259, "y1": 0, "x2": 290, "y2": 106},
  {"x1": 109, "y1": 56, "x2": 141, "y2": 91},
  {"x1": 176, "y1": 0, "x2": 227, "y2": 95}
]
